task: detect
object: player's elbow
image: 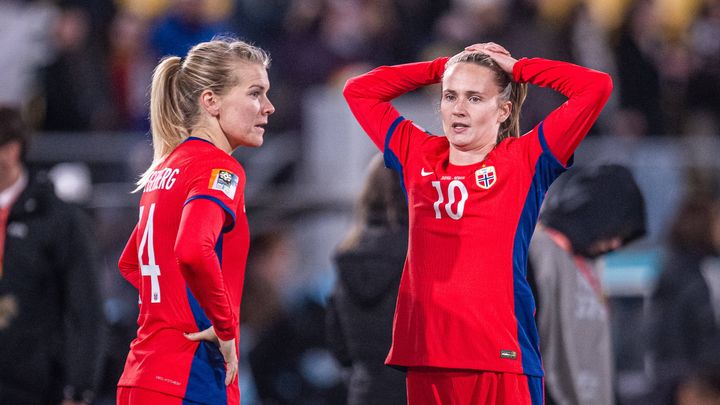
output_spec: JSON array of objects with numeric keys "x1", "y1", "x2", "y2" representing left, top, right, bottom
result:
[
  {"x1": 343, "y1": 77, "x2": 360, "y2": 101},
  {"x1": 594, "y1": 72, "x2": 613, "y2": 102}
]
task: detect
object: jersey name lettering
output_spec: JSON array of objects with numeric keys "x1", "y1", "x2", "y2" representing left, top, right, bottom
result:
[{"x1": 144, "y1": 168, "x2": 180, "y2": 192}]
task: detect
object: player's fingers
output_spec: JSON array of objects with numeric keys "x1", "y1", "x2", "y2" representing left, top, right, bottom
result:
[
  {"x1": 485, "y1": 42, "x2": 510, "y2": 54},
  {"x1": 224, "y1": 360, "x2": 238, "y2": 386},
  {"x1": 184, "y1": 327, "x2": 217, "y2": 343}
]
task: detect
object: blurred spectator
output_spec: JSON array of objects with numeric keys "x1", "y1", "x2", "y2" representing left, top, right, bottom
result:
[
  {"x1": 108, "y1": 11, "x2": 154, "y2": 131},
  {"x1": 326, "y1": 154, "x2": 408, "y2": 405},
  {"x1": 676, "y1": 363, "x2": 720, "y2": 405},
  {"x1": 686, "y1": 0, "x2": 720, "y2": 134},
  {"x1": 242, "y1": 230, "x2": 345, "y2": 405},
  {"x1": 0, "y1": 0, "x2": 57, "y2": 109},
  {"x1": 645, "y1": 195, "x2": 720, "y2": 405},
  {"x1": 149, "y1": 0, "x2": 232, "y2": 58},
  {"x1": 529, "y1": 164, "x2": 647, "y2": 405},
  {"x1": 0, "y1": 107, "x2": 104, "y2": 404},
  {"x1": 613, "y1": 0, "x2": 665, "y2": 136},
  {"x1": 40, "y1": 5, "x2": 115, "y2": 131}
]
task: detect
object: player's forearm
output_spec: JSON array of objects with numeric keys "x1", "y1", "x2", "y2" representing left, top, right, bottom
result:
[
  {"x1": 514, "y1": 58, "x2": 612, "y2": 164},
  {"x1": 175, "y1": 200, "x2": 237, "y2": 340},
  {"x1": 344, "y1": 57, "x2": 448, "y2": 102},
  {"x1": 513, "y1": 57, "x2": 612, "y2": 101},
  {"x1": 343, "y1": 57, "x2": 447, "y2": 150}
]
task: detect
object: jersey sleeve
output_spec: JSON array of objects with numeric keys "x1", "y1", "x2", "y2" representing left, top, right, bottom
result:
[
  {"x1": 513, "y1": 58, "x2": 613, "y2": 166},
  {"x1": 174, "y1": 197, "x2": 237, "y2": 341},
  {"x1": 184, "y1": 155, "x2": 244, "y2": 232},
  {"x1": 343, "y1": 57, "x2": 448, "y2": 168},
  {"x1": 118, "y1": 225, "x2": 140, "y2": 289}
]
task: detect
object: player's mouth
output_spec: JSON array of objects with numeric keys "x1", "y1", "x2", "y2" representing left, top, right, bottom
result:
[
  {"x1": 451, "y1": 122, "x2": 470, "y2": 133},
  {"x1": 254, "y1": 122, "x2": 267, "y2": 132}
]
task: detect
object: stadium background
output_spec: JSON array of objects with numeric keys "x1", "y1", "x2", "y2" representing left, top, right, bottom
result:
[{"x1": 2, "y1": 0, "x2": 719, "y2": 403}]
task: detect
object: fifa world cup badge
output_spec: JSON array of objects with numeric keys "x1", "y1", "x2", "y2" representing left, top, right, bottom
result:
[{"x1": 208, "y1": 169, "x2": 239, "y2": 199}]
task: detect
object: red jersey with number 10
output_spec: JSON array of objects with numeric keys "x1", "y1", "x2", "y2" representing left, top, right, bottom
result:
[
  {"x1": 344, "y1": 57, "x2": 612, "y2": 376},
  {"x1": 118, "y1": 138, "x2": 248, "y2": 403}
]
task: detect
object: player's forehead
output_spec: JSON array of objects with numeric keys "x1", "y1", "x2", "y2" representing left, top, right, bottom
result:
[
  {"x1": 233, "y1": 62, "x2": 270, "y2": 91},
  {"x1": 442, "y1": 63, "x2": 499, "y2": 95}
]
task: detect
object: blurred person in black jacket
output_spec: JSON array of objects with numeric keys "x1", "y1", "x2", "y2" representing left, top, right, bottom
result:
[
  {"x1": 0, "y1": 107, "x2": 103, "y2": 404},
  {"x1": 327, "y1": 153, "x2": 409, "y2": 405},
  {"x1": 645, "y1": 195, "x2": 720, "y2": 405},
  {"x1": 528, "y1": 164, "x2": 647, "y2": 405}
]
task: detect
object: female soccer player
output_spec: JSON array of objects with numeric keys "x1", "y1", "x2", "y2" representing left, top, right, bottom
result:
[
  {"x1": 343, "y1": 42, "x2": 612, "y2": 404},
  {"x1": 117, "y1": 38, "x2": 274, "y2": 405}
]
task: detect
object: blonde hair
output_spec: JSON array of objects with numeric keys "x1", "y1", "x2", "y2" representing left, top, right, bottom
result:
[
  {"x1": 137, "y1": 37, "x2": 270, "y2": 189},
  {"x1": 445, "y1": 52, "x2": 528, "y2": 142}
]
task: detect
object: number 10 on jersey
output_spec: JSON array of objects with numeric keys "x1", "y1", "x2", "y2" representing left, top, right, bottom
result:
[{"x1": 138, "y1": 203, "x2": 161, "y2": 303}]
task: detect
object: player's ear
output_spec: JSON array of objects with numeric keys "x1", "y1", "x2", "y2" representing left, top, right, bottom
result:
[
  {"x1": 200, "y1": 90, "x2": 220, "y2": 117},
  {"x1": 497, "y1": 100, "x2": 511, "y2": 123}
]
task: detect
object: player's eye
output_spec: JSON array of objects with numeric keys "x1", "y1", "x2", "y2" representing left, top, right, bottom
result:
[
  {"x1": 443, "y1": 93, "x2": 456, "y2": 102},
  {"x1": 469, "y1": 96, "x2": 481, "y2": 103}
]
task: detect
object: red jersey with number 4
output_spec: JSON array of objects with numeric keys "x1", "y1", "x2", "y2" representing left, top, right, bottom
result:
[
  {"x1": 344, "y1": 57, "x2": 612, "y2": 376},
  {"x1": 117, "y1": 138, "x2": 248, "y2": 404}
]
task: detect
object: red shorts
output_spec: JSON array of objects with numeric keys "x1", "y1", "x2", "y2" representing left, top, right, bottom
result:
[
  {"x1": 406, "y1": 367, "x2": 544, "y2": 405},
  {"x1": 116, "y1": 386, "x2": 202, "y2": 405}
]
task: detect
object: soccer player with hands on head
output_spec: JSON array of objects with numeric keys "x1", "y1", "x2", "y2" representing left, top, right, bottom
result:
[
  {"x1": 116, "y1": 37, "x2": 274, "y2": 405},
  {"x1": 343, "y1": 41, "x2": 612, "y2": 404}
]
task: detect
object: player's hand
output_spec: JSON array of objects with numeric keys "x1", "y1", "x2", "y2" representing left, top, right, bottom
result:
[
  {"x1": 464, "y1": 42, "x2": 511, "y2": 56},
  {"x1": 185, "y1": 327, "x2": 238, "y2": 386},
  {"x1": 463, "y1": 43, "x2": 517, "y2": 75}
]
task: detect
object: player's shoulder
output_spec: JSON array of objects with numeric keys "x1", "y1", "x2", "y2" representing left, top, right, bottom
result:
[{"x1": 179, "y1": 141, "x2": 243, "y2": 176}]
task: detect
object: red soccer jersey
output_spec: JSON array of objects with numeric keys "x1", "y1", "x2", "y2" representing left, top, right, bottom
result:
[
  {"x1": 344, "y1": 57, "x2": 612, "y2": 376},
  {"x1": 117, "y1": 138, "x2": 248, "y2": 403}
]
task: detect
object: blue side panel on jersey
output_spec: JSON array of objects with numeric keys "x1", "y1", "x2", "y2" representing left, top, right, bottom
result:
[
  {"x1": 527, "y1": 375, "x2": 544, "y2": 405},
  {"x1": 185, "y1": 195, "x2": 237, "y2": 232},
  {"x1": 185, "y1": 235, "x2": 227, "y2": 404},
  {"x1": 383, "y1": 115, "x2": 408, "y2": 200},
  {"x1": 512, "y1": 125, "x2": 568, "y2": 376},
  {"x1": 538, "y1": 121, "x2": 574, "y2": 169},
  {"x1": 184, "y1": 340, "x2": 228, "y2": 404}
]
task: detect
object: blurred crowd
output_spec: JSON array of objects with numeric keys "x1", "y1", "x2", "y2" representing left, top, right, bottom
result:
[{"x1": 1, "y1": 0, "x2": 719, "y2": 137}]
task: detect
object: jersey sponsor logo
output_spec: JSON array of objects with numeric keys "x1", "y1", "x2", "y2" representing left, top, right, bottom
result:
[
  {"x1": 475, "y1": 166, "x2": 496, "y2": 189},
  {"x1": 208, "y1": 169, "x2": 238, "y2": 199},
  {"x1": 421, "y1": 168, "x2": 434, "y2": 177},
  {"x1": 500, "y1": 350, "x2": 517, "y2": 360}
]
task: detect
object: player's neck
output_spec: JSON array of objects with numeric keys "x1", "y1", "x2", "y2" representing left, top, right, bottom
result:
[
  {"x1": 448, "y1": 142, "x2": 495, "y2": 166},
  {"x1": 189, "y1": 127, "x2": 232, "y2": 155}
]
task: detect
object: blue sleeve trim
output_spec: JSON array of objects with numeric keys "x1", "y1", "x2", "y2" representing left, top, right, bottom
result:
[
  {"x1": 383, "y1": 116, "x2": 405, "y2": 172},
  {"x1": 184, "y1": 195, "x2": 237, "y2": 233},
  {"x1": 537, "y1": 122, "x2": 573, "y2": 170}
]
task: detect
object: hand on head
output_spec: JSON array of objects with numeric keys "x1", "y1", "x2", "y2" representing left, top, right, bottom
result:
[{"x1": 462, "y1": 42, "x2": 517, "y2": 75}]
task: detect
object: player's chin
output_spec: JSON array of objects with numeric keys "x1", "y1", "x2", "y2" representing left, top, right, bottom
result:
[{"x1": 246, "y1": 131, "x2": 265, "y2": 148}]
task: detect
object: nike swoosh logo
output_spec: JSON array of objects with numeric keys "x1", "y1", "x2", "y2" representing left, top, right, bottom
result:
[{"x1": 421, "y1": 168, "x2": 434, "y2": 177}]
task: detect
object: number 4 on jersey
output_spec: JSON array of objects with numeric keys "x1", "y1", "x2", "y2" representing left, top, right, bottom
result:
[{"x1": 138, "y1": 204, "x2": 161, "y2": 303}]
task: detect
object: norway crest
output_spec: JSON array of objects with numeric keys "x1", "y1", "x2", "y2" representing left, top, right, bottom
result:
[{"x1": 475, "y1": 166, "x2": 496, "y2": 189}]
